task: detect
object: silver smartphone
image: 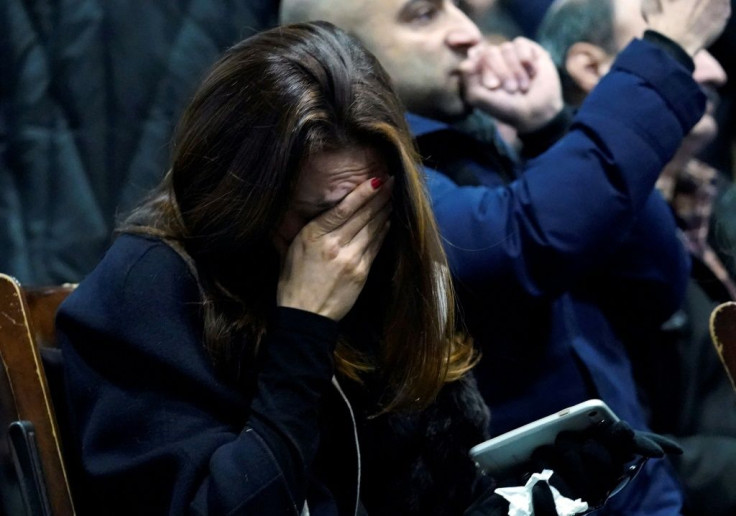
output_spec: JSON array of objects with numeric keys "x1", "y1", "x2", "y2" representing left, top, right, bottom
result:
[{"x1": 469, "y1": 399, "x2": 619, "y2": 476}]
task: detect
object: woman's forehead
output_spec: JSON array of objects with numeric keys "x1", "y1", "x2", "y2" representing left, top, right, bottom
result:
[{"x1": 295, "y1": 145, "x2": 389, "y2": 205}]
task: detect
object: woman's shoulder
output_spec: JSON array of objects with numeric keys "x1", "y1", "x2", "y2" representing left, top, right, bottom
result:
[
  {"x1": 90, "y1": 233, "x2": 195, "y2": 290},
  {"x1": 61, "y1": 233, "x2": 201, "y2": 324},
  {"x1": 106, "y1": 233, "x2": 193, "y2": 277},
  {"x1": 56, "y1": 233, "x2": 213, "y2": 380}
]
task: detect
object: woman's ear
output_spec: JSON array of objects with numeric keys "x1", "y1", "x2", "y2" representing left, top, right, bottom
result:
[{"x1": 564, "y1": 42, "x2": 615, "y2": 94}]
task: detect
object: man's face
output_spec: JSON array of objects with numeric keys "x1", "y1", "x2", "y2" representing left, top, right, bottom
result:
[
  {"x1": 613, "y1": 0, "x2": 727, "y2": 151},
  {"x1": 349, "y1": 0, "x2": 483, "y2": 121}
]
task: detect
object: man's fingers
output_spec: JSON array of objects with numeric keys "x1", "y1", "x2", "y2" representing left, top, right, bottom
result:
[
  {"x1": 515, "y1": 36, "x2": 539, "y2": 61},
  {"x1": 499, "y1": 41, "x2": 530, "y2": 92},
  {"x1": 481, "y1": 46, "x2": 510, "y2": 90},
  {"x1": 475, "y1": 40, "x2": 538, "y2": 93},
  {"x1": 511, "y1": 37, "x2": 540, "y2": 85},
  {"x1": 460, "y1": 44, "x2": 485, "y2": 76}
]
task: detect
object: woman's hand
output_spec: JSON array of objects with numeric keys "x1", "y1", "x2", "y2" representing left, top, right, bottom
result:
[{"x1": 277, "y1": 176, "x2": 393, "y2": 321}]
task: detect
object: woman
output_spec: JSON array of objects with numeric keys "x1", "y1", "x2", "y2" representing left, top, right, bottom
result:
[
  {"x1": 57, "y1": 21, "x2": 680, "y2": 516},
  {"x1": 57, "y1": 21, "x2": 489, "y2": 515}
]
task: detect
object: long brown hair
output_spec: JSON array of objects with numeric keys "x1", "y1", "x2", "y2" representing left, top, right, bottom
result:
[{"x1": 122, "y1": 21, "x2": 476, "y2": 412}]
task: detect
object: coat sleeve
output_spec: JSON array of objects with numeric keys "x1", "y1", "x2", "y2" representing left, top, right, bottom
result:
[
  {"x1": 592, "y1": 191, "x2": 690, "y2": 328},
  {"x1": 427, "y1": 38, "x2": 703, "y2": 299},
  {"x1": 57, "y1": 238, "x2": 339, "y2": 516}
]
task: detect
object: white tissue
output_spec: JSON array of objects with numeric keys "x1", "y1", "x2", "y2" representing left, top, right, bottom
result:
[{"x1": 494, "y1": 469, "x2": 589, "y2": 516}]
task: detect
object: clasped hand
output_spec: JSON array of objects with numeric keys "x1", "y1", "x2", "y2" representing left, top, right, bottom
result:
[
  {"x1": 642, "y1": 0, "x2": 731, "y2": 56},
  {"x1": 277, "y1": 177, "x2": 394, "y2": 321},
  {"x1": 459, "y1": 37, "x2": 564, "y2": 134}
]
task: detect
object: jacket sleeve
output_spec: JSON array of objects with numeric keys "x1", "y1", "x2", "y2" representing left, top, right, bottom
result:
[
  {"x1": 593, "y1": 191, "x2": 691, "y2": 328},
  {"x1": 57, "y1": 239, "x2": 338, "y2": 516},
  {"x1": 427, "y1": 38, "x2": 703, "y2": 299}
]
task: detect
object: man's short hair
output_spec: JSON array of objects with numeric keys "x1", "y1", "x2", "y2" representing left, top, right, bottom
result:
[{"x1": 537, "y1": 0, "x2": 617, "y2": 99}]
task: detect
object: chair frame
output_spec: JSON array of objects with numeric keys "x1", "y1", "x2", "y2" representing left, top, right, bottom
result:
[
  {"x1": 0, "y1": 273, "x2": 75, "y2": 515},
  {"x1": 709, "y1": 300, "x2": 736, "y2": 393}
]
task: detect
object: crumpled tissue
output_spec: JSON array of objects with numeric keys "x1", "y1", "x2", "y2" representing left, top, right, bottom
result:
[{"x1": 494, "y1": 469, "x2": 589, "y2": 516}]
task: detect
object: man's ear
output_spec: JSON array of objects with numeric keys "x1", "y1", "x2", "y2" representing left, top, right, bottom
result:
[{"x1": 564, "y1": 42, "x2": 614, "y2": 94}]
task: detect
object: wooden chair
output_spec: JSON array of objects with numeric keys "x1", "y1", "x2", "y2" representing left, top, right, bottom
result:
[
  {"x1": 0, "y1": 273, "x2": 76, "y2": 515},
  {"x1": 709, "y1": 301, "x2": 736, "y2": 393}
]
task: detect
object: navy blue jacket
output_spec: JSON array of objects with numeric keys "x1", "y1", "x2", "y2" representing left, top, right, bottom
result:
[
  {"x1": 58, "y1": 235, "x2": 348, "y2": 515},
  {"x1": 57, "y1": 234, "x2": 489, "y2": 515},
  {"x1": 416, "y1": 38, "x2": 702, "y2": 515}
]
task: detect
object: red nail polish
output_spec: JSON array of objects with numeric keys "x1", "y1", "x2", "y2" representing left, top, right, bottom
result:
[{"x1": 371, "y1": 177, "x2": 384, "y2": 190}]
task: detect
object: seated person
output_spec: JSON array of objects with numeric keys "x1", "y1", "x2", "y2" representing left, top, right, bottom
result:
[{"x1": 57, "y1": 21, "x2": 681, "y2": 516}]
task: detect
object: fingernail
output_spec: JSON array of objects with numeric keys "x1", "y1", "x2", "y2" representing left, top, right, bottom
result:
[
  {"x1": 483, "y1": 74, "x2": 500, "y2": 89},
  {"x1": 371, "y1": 177, "x2": 384, "y2": 190},
  {"x1": 503, "y1": 78, "x2": 518, "y2": 92}
]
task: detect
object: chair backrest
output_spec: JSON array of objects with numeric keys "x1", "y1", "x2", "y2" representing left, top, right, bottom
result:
[
  {"x1": 709, "y1": 301, "x2": 736, "y2": 393},
  {"x1": 0, "y1": 273, "x2": 76, "y2": 515}
]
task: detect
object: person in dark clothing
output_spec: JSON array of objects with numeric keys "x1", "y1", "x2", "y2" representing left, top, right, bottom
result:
[
  {"x1": 538, "y1": 0, "x2": 736, "y2": 513},
  {"x1": 56, "y1": 21, "x2": 487, "y2": 515},
  {"x1": 57, "y1": 21, "x2": 683, "y2": 516},
  {"x1": 279, "y1": 0, "x2": 731, "y2": 514}
]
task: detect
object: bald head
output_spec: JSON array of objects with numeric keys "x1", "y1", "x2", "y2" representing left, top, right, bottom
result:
[
  {"x1": 280, "y1": 0, "x2": 483, "y2": 122},
  {"x1": 279, "y1": 0, "x2": 363, "y2": 29}
]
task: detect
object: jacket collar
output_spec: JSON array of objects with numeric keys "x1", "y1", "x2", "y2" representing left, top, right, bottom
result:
[{"x1": 405, "y1": 112, "x2": 451, "y2": 137}]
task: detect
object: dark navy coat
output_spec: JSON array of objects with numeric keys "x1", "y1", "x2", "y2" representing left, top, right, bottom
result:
[{"x1": 57, "y1": 235, "x2": 489, "y2": 515}]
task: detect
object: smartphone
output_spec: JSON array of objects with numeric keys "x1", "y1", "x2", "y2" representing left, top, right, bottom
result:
[{"x1": 469, "y1": 399, "x2": 619, "y2": 476}]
